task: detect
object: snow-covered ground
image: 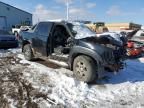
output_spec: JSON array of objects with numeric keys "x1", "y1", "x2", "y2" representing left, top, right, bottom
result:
[{"x1": 0, "y1": 48, "x2": 144, "y2": 108}]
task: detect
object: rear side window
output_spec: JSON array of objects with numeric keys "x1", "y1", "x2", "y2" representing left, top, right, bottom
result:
[
  {"x1": 140, "y1": 33, "x2": 144, "y2": 36},
  {"x1": 36, "y1": 22, "x2": 53, "y2": 36}
]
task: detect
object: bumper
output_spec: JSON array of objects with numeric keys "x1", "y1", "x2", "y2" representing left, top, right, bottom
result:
[{"x1": 0, "y1": 40, "x2": 18, "y2": 49}]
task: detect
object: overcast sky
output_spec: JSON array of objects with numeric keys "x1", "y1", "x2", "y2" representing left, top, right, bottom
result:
[{"x1": 1, "y1": 0, "x2": 144, "y2": 24}]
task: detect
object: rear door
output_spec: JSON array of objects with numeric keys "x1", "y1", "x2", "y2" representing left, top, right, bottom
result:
[
  {"x1": 138, "y1": 33, "x2": 144, "y2": 43},
  {"x1": 32, "y1": 22, "x2": 53, "y2": 56},
  {"x1": 132, "y1": 30, "x2": 144, "y2": 43},
  {"x1": 0, "y1": 17, "x2": 6, "y2": 30}
]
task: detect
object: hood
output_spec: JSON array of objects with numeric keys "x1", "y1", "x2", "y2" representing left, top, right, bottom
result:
[
  {"x1": 97, "y1": 32, "x2": 123, "y2": 46},
  {"x1": 0, "y1": 35, "x2": 16, "y2": 41},
  {"x1": 97, "y1": 32, "x2": 122, "y2": 41},
  {"x1": 75, "y1": 33, "x2": 96, "y2": 40},
  {"x1": 79, "y1": 35, "x2": 123, "y2": 47}
]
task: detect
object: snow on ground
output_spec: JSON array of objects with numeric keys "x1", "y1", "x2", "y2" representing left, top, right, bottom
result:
[
  {"x1": 0, "y1": 48, "x2": 21, "y2": 57},
  {"x1": 0, "y1": 48, "x2": 144, "y2": 108}
]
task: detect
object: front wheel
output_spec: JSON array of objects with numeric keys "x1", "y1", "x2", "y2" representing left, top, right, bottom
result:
[
  {"x1": 23, "y1": 44, "x2": 34, "y2": 61},
  {"x1": 73, "y1": 55, "x2": 97, "y2": 83}
]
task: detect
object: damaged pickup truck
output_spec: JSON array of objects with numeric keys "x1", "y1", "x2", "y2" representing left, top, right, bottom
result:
[{"x1": 20, "y1": 21, "x2": 126, "y2": 82}]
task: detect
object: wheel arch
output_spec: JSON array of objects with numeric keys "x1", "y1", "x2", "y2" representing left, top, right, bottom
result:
[
  {"x1": 71, "y1": 53, "x2": 98, "y2": 70},
  {"x1": 69, "y1": 46, "x2": 103, "y2": 71}
]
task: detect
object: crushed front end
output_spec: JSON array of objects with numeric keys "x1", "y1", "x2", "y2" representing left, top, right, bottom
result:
[{"x1": 96, "y1": 33, "x2": 127, "y2": 72}]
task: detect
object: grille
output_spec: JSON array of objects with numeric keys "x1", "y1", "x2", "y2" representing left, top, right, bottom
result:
[{"x1": 101, "y1": 50, "x2": 114, "y2": 63}]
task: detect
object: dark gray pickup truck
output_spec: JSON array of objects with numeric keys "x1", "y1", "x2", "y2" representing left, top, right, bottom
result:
[{"x1": 20, "y1": 21, "x2": 125, "y2": 82}]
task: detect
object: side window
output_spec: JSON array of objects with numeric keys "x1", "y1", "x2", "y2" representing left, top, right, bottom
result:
[
  {"x1": 140, "y1": 33, "x2": 144, "y2": 36},
  {"x1": 53, "y1": 25, "x2": 70, "y2": 39},
  {"x1": 135, "y1": 31, "x2": 141, "y2": 37},
  {"x1": 35, "y1": 22, "x2": 52, "y2": 36}
]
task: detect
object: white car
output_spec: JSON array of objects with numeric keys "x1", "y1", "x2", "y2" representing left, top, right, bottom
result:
[{"x1": 12, "y1": 26, "x2": 31, "y2": 36}]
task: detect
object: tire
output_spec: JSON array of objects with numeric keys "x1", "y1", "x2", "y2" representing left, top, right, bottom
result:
[
  {"x1": 23, "y1": 44, "x2": 34, "y2": 61},
  {"x1": 73, "y1": 55, "x2": 97, "y2": 83}
]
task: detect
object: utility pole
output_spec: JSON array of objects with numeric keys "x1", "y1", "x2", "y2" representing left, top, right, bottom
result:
[{"x1": 66, "y1": 0, "x2": 69, "y2": 21}]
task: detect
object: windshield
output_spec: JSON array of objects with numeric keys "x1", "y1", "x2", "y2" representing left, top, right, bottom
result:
[{"x1": 67, "y1": 23, "x2": 96, "y2": 39}]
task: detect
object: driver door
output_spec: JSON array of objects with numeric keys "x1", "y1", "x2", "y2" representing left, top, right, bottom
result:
[{"x1": 32, "y1": 22, "x2": 53, "y2": 56}]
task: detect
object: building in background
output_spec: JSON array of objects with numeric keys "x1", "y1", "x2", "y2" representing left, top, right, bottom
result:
[
  {"x1": 105, "y1": 23, "x2": 141, "y2": 31},
  {"x1": 0, "y1": 1, "x2": 32, "y2": 31},
  {"x1": 85, "y1": 22, "x2": 108, "y2": 33}
]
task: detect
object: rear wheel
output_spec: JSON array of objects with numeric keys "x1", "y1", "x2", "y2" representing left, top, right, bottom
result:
[
  {"x1": 73, "y1": 55, "x2": 97, "y2": 83},
  {"x1": 23, "y1": 44, "x2": 34, "y2": 61}
]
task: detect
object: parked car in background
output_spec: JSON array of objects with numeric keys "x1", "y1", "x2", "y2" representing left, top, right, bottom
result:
[
  {"x1": 127, "y1": 40, "x2": 144, "y2": 57},
  {"x1": 129, "y1": 29, "x2": 144, "y2": 44},
  {"x1": 127, "y1": 29, "x2": 144, "y2": 44},
  {"x1": 20, "y1": 21, "x2": 126, "y2": 83},
  {"x1": 12, "y1": 25, "x2": 31, "y2": 36},
  {"x1": 0, "y1": 30, "x2": 18, "y2": 49},
  {"x1": 120, "y1": 29, "x2": 144, "y2": 57}
]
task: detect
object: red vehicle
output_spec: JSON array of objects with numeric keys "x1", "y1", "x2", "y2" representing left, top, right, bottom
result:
[{"x1": 127, "y1": 40, "x2": 144, "y2": 57}]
